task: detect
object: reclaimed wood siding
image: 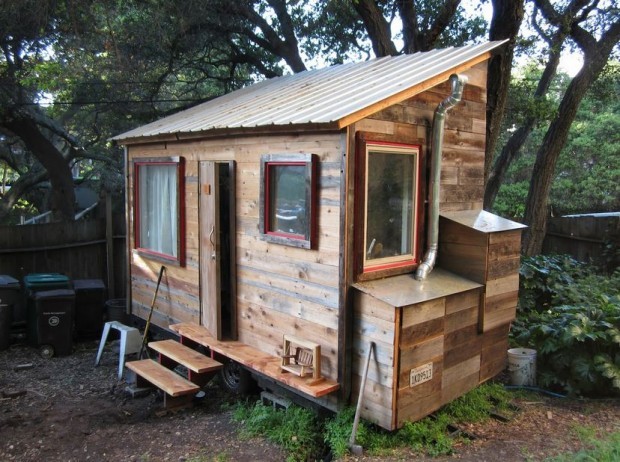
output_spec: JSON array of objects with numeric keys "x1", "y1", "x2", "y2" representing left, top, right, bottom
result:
[
  {"x1": 127, "y1": 132, "x2": 344, "y2": 379},
  {"x1": 352, "y1": 290, "x2": 397, "y2": 430},
  {"x1": 353, "y1": 62, "x2": 488, "y2": 211},
  {"x1": 438, "y1": 218, "x2": 523, "y2": 382},
  {"x1": 349, "y1": 62, "x2": 488, "y2": 429}
]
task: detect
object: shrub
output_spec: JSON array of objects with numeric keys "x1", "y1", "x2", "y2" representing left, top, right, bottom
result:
[{"x1": 512, "y1": 255, "x2": 620, "y2": 396}]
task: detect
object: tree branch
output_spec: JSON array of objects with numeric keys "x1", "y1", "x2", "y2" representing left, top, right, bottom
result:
[{"x1": 352, "y1": 0, "x2": 398, "y2": 57}]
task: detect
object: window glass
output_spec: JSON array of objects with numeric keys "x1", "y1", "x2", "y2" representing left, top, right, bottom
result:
[
  {"x1": 134, "y1": 157, "x2": 184, "y2": 264},
  {"x1": 365, "y1": 151, "x2": 414, "y2": 261},
  {"x1": 259, "y1": 154, "x2": 316, "y2": 249},
  {"x1": 359, "y1": 142, "x2": 420, "y2": 274},
  {"x1": 267, "y1": 164, "x2": 307, "y2": 237}
]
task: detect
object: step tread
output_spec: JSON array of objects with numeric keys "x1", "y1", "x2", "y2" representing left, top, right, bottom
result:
[
  {"x1": 149, "y1": 339, "x2": 223, "y2": 373},
  {"x1": 169, "y1": 323, "x2": 340, "y2": 398},
  {"x1": 126, "y1": 359, "x2": 200, "y2": 397}
]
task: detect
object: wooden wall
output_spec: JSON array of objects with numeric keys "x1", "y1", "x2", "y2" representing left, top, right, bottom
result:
[
  {"x1": 350, "y1": 61, "x2": 488, "y2": 212},
  {"x1": 348, "y1": 62, "x2": 489, "y2": 428},
  {"x1": 126, "y1": 132, "x2": 344, "y2": 381}
]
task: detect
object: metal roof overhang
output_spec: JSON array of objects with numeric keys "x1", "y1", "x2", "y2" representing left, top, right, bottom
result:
[
  {"x1": 113, "y1": 41, "x2": 507, "y2": 146},
  {"x1": 116, "y1": 121, "x2": 342, "y2": 146}
]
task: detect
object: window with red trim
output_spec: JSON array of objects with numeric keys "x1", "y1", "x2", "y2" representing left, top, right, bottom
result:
[
  {"x1": 356, "y1": 137, "x2": 423, "y2": 279},
  {"x1": 259, "y1": 153, "x2": 316, "y2": 249},
  {"x1": 134, "y1": 157, "x2": 185, "y2": 266}
]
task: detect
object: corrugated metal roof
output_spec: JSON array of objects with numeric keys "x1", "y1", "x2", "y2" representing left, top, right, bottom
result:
[{"x1": 113, "y1": 41, "x2": 506, "y2": 143}]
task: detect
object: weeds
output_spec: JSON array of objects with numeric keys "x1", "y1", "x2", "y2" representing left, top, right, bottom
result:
[
  {"x1": 231, "y1": 399, "x2": 322, "y2": 462},
  {"x1": 231, "y1": 382, "x2": 514, "y2": 460},
  {"x1": 545, "y1": 429, "x2": 620, "y2": 461}
]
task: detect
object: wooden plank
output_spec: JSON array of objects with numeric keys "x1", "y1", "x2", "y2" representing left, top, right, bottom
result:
[
  {"x1": 400, "y1": 317, "x2": 444, "y2": 348},
  {"x1": 149, "y1": 339, "x2": 223, "y2": 373},
  {"x1": 480, "y1": 337, "x2": 509, "y2": 382},
  {"x1": 401, "y1": 298, "x2": 446, "y2": 327},
  {"x1": 400, "y1": 336, "x2": 444, "y2": 371},
  {"x1": 486, "y1": 274, "x2": 519, "y2": 298},
  {"x1": 397, "y1": 391, "x2": 442, "y2": 426},
  {"x1": 398, "y1": 356, "x2": 443, "y2": 396},
  {"x1": 354, "y1": 291, "x2": 397, "y2": 323},
  {"x1": 126, "y1": 359, "x2": 200, "y2": 397},
  {"x1": 445, "y1": 306, "x2": 478, "y2": 333},
  {"x1": 199, "y1": 161, "x2": 222, "y2": 339},
  {"x1": 170, "y1": 323, "x2": 339, "y2": 398},
  {"x1": 444, "y1": 324, "x2": 480, "y2": 352}
]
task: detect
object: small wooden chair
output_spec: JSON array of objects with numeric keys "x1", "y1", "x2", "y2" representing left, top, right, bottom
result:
[{"x1": 280, "y1": 334, "x2": 323, "y2": 384}]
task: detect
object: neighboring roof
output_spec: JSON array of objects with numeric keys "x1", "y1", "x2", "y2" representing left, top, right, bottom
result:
[{"x1": 113, "y1": 40, "x2": 507, "y2": 144}]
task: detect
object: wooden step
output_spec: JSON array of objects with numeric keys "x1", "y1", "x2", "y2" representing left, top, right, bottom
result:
[
  {"x1": 169, "y1": 323, "x2": 340, "y2": 398},
  {"x1": 126, "y1": 359, "x2": 200, "y2": 409},
  {"x1": 149, "y1": 340, "x2": 223, "y2": 374}
]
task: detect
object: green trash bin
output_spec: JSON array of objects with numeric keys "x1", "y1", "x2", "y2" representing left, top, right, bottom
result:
[
  {"x1": 24, "y1": 273, "x2": 71, "y2": 293},
  {"x1": 24, "y1": 273, "x2": 72, "y2": 355}
]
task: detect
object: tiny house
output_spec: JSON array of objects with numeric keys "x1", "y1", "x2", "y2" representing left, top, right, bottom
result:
[{"x1": 113, "y1": 41, "x2": 525, "y2": 430}]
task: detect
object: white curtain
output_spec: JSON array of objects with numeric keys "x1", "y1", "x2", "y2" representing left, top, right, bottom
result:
[{"x1": 139, "y1": 164, "x2": 178, "y2": 257}]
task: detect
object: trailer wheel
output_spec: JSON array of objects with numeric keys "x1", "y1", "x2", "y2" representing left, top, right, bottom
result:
[{"x1": 219, "y1": 359, "x2": 255, "y2": 395}]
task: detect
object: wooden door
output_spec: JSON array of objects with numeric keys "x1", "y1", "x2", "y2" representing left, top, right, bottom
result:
[
  {"x1": 199, "y1": 161, "x2": 237, "y2": 340},
  {"x1": 199, "y1": 161, "x2": 222, "y2": 339}
]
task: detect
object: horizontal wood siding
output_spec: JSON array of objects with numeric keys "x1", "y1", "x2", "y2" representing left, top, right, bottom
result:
[
  {"x1": 355, "y1": 62, "x2": 488, "y2": 212},
  {"x1": 437, "y1": 216, "x2": 524, "y2": 388},
  {"x1": 352, "y1": 290, "x2": 396, "y2": 430},
  {"x1": 127, "y1": 132, "x2": 343, "y2": 382}
]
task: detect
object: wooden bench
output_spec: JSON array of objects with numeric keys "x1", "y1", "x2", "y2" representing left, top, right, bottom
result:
[
  {"x1": 149, "y1": 339, "x2": 223, "y2": 386},
  {"x1": 126, "y1": 359, "x2": 200, "y2": 409},
  {"x1": 170, "y1": 323, "x2": 340, "y2": 398}
]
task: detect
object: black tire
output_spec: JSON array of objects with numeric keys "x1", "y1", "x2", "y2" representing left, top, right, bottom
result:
[
  {"x1": 39, "y1": 344, "x2": 54, "y2": 359},
  {"x1": 219, "y1": 359, "x2": 255, "y2": 395}
]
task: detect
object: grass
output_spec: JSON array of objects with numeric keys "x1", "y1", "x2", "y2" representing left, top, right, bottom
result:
[
  {"x1": 544, "y1": 427, "x2": 620, "y2": 462},
  {"x1": 230, "y1": 382, "x2": 515, "y2": 461}
]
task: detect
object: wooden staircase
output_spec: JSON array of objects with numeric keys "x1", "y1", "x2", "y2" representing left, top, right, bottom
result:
[
  {"x1": 126, "y1": 322, "x2": 340, "y2": 409},
  {"x1": 125, "y1": 338, "x2": 223, "y2": 409}
]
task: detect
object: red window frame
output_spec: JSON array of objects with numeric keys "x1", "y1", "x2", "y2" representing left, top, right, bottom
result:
[
  {"x1": 133, "y1": 156, "x2": 186, "y2": 266},
  {"x1": 354, "y1": 133, "x2": 424, "y2": 280},
  {"x1": 259, "y1": 153, "x2": 317, "y2": 249}
]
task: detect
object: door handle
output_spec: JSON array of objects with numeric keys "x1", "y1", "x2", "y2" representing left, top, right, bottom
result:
[
  {"x1": 209, "y1": 225, "x2": 215, "y2": 246},
  {"x1": 209, "y1": 225, "x2": 216, "y2": 260}
]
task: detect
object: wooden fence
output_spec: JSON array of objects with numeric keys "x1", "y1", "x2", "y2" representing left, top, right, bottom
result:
[
  {"x1": 543, "y1": 214, "x2": 620, "y2": 269},
  {"x1": 0, "y1": 215, "x2": 126, "y2": 299}
]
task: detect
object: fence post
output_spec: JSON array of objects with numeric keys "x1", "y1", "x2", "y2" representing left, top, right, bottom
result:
[{"x1": 106, "y1": 192, "x2": 115, "y2": 299}]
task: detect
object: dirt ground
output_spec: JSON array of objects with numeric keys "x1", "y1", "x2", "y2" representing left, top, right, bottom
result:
[{"x1": 1, "y1": 339, "x2": 618, "y2": 462}]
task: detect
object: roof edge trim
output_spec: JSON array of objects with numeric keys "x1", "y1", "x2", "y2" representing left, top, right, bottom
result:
[{"x1": 116, "y1": 122, "x2": 341, "y2": 146}]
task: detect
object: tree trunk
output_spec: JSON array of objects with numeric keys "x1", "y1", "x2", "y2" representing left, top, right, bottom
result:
[
  {"x1": 352, "y1": 0, "x2": 398, "y2": 57},
  {"x1": 484, "y1": 0, "x2": 524, "y2": 188},
  {"x1": 522, "y1": 24, "x2": 620, "y2": 254},
  {"x1": 4, "y1": 115, "x2": 75, "y2": 221},
  {"x1": 484, "y1": 31, "x2": 563, "y2": 209}
]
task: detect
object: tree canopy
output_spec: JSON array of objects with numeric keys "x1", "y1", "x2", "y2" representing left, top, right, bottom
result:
[{"x1": 1, "y1": 0, "x2": 618, "y2": 255}]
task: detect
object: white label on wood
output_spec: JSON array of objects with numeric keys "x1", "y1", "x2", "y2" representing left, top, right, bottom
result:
[{"x1": 410, "y1": 362, "x2": 433, "y2": 387}]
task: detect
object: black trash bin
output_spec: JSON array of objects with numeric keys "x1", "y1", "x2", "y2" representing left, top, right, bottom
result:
[
  {"x1": 73, "y1": 279, "x2": 106, "y2": 340},
  {"x1": 0, "y1": 275, "x2": 21, "y2": 347},
  {"x1": 0, "y1": 302, "x2": 10, "y2": 350},
  {"x1": 27, "y1": 289, "x2": 75, "y2": 357}
]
